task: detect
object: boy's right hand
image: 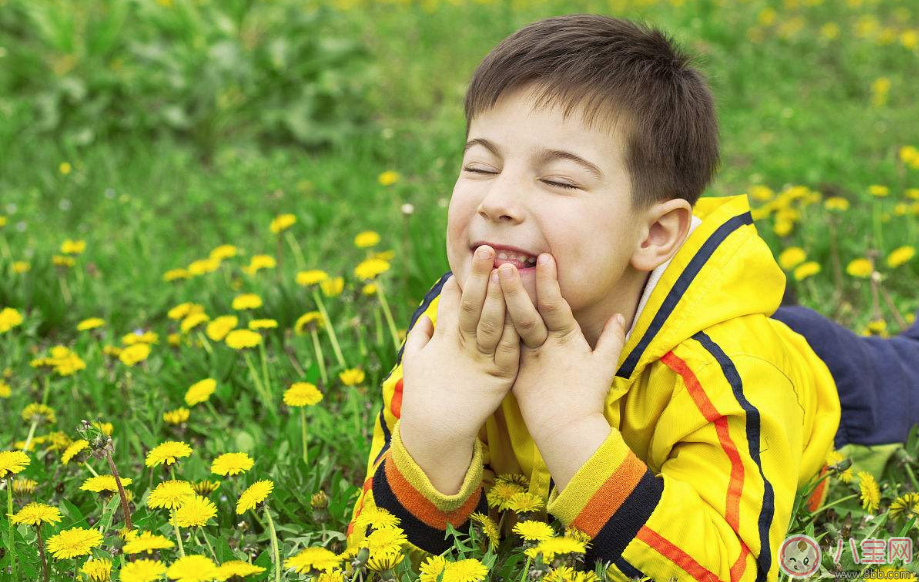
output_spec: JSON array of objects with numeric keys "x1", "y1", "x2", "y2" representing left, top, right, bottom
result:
[{"x1": 399, "y1": 245, "x2": 521, "y2": 467}]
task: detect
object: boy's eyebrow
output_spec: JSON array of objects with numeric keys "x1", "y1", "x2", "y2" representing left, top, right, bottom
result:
[{"x1": 464, "y1": 138, "x2": 606, "y2": 181}]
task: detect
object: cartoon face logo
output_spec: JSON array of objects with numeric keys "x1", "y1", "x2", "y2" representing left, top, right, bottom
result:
[{"x1": 778, "y1": 534, "x2": 821, "y2": 578}]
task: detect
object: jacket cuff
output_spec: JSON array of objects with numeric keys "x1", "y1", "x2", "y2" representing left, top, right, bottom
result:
[
  {"x1": 547, "y1": 427, "x2": 663, "y2": 544},
  {"x1": 389, "y1": 419, "x2": 485, "y2": 512}
]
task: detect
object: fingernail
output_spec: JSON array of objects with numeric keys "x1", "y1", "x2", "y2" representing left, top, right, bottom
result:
[
  {"x1": 616, "y1": 314, "x2": 625, "y2": 327},
  {"x1": 538, "y1": 254, "x2": 549, "y2": 265},
  {"x1": 477, "y1": 246, "x2": 492, "y2": 259},
  {"x1": 490, "y1": 270, "x2": 499, "y2": 283}
]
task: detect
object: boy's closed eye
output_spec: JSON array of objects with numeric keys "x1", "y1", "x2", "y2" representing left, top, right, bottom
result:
[{"x1": 462, "y1": 167, "x2": 580, "y2": 190}]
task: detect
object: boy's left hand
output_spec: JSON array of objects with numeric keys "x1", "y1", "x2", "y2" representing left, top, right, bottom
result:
[{"x1": 497, "y1": 254, "x2": 628, "y2": 440}]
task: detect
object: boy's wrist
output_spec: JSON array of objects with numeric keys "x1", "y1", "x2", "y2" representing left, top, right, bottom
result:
[{"x1": 398, "y1": 420, "x2": 478, "y2": 496}]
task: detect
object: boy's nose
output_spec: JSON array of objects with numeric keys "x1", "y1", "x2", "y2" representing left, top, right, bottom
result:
[{"x1": 477, "y1": 177, "x2": 527, "y2": 223}]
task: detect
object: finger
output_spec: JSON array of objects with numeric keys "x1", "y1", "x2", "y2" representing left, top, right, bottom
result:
[
  {"x1": 403, "y1": 314, "x2": 433, "y2": 360},
  {"x1": 498, "y1": 263, "x2": 548, "y2": 349},
  {"x1": 534, "y1": 254, "x2": 577, "y2": 335},
  {"x1": 458, "y1": 245, "x2": 496, "y2": 338},
  {"x1": 476, "y1": 269, "x2": 506, "y2": 353},
  {"x1": 493, "y1": 313, "x2": 521, "y2": 374},
  {"x1": 594, "y1": 313, "x2": 628, "y2": 362},
  {"x1": 434, "y1": 275, "x2": 461, "y2": 334}
]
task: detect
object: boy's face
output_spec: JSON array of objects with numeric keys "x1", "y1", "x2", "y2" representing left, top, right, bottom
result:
[{"x1": 447, "y1": 83, "x2": 644, "y2": 318}]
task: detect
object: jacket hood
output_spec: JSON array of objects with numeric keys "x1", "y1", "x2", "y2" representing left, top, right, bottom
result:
[{"x1": 613, "y1": 194, "x2": 786, "y2": 382}]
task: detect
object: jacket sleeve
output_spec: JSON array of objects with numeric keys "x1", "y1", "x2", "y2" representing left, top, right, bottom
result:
[
  {"x1": 346, "y1": 272, "x2": 489, "y2": 555},
  {"x1": 546, "y1": 352, "x2": 807, "y2": 582}
]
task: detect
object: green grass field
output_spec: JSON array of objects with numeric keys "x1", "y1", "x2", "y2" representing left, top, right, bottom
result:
[{"x1": 2, "y1": 0, "x2": 919, "y2": 580}]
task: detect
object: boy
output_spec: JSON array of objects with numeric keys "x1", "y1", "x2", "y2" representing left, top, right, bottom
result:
[{"x1": 346, "y1": 14, "x2": 919, "y2": 580}]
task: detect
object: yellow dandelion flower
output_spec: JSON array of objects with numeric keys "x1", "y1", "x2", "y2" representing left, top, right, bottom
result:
[
  {"x1": 846, "y1": 258, "x2": 873, "y2": 278},
  {"x1": 887, "y1": 246, "x2": 916, "y2": 268},
  {"x1": 532, "y1": 537, "x2": 587, "y2": 561},
  {"x1": 248, "y1": 319, "x2": 278, "y2": 330},
  {"x1": 858, "y1": 471, "x2": 881, "y2": 513},
  {"x1": 120, "y1": 559, "x2": 167, "y2": 582},
  {"x1": 168, "y1": 303, "x2": 203, "y2": 321},
  {"x1": 793, "y1": 261, "x2": 820, "y2": 281},
  {"x1": 902, "y1": 146, "x2": 919, "y2": 166},
  {"x1": 187, "y1": 257, "x2": 221, "y2": 276},
  {"x1": 270, "y1": 213, "x2": 297, "y2": 234},
  {"x1": 123, "y1": 531, "x2": 176, "y2": 555},
  {"x1": 419, "y1": 556, "x2": 448, "y2": 582},
  {"x1": 513, "y1": 520, "x2": 554, "y2": 542},
  {"x1": 354, "y1": 258, "x2": 390, "y2": 281},
  {"x1": 0, "y1": 380, "x2": 9, "y2": 398},
  {"x1": 10, "y1": 502, "x2": 62, "y2": 526},
  {"x1": 316, "y1": 570, "x2": 347, "y2": 582},
  {"x1": 216, "y1": 561, "x2": 265, "y2": 578},
  {"x1": 906, "y1": 188, "x2": 919, "y2": 201},
  {"x1": 361, "y1": 283, "x2": 377, "y2": 296},
  {"x1": 0, "y1": 307, "x2": 24, "y2": 334},
  {"x1": 61, "y1": 439, "x2": 89, "y2": 464},
  {"x1": 294, "y1": 312, "x2": 324, "y2": 334},
  {"x1": 180, "y1": 312, "x2": 210, "y2": 333},
  {"x1": 296, "y1": 270, "x2": 329, "y2": 286},
  {"x1": 225, "y1": 329, "x2": 262, "y2": 350},
  {"x1": 778, "y1": 247, "x2": 807, "y2": 270},
  {"x1": 119, "y1": 343, "x2": 151, "y2": 366},
  {"x1": 77, "y1": 318, "x2": 105, "y2": 331},
  {"x1": 209, "y1": 244, "x2": 237, "y2": 261},
  {"x1": 366, "y1": 550, "x2": 404, "y2": 572},
  {"x1": 869, "y1": 184, "x2": 889, "y2": 197},
  {"x1": 148, "y1": 480, "x2": 195, "y2": 510},
  {"x1": 185, "y1": 378, "x2": 216, "y2": 407},
  {"x1": 889, "y1": 492, "x2": 919, "y2": 521},
  {"x1": 22, "y1": 402, "x2": 56, "y2": 424},
  {"x1": 354, "y1": 231, "x2": 381, "y2": 248},
  {"x1": 52, "y1": 255, "x2": 75, "y2": 268},
  {"x1": 145, "y1": 441, "x2": 193, "y2": 467},
  {"x1": 163, "y1": 268, "x2": 190, "y2": 282},
  {"x1": 508, "y1": 491, "x2": 544, "y2": 513},
  {"x1": 773, "y1": 219, "x2": 793, "y2": 237},
  {"x1": 338, "y1": 368, "x2": 365, "y2": 386},
  {"x1": 1, "y1": 451, "x2": 33, "y2": 478},
  {"x1": 378, "y1": 171, "x2": 400, "y2": 186},
  {"x1": 360, "y1": 525, "x2": 408, "y2": 557},
  {"x1": 826, "y1": 449, "x2": 845, "y2": 466},
  {"x1": 353, "y1": 505, "x2": 401, "y2": 531},
  {"x1": 564, "y1": 525, "x2": 592, "y2": 544},
  {"x1": 46, "y1": 527, "x2": 103, "y2": 559},
  {"x1": 236, "y1": 479, "x2": 273, "y2": 514},
  {"x1": 320, "y1": 276, "x2": 344, "y2": 298},
  {"x1": 486, "y1": 481, "x2": 525, "y2": 510},
  {"x1": 80, "y1": 475, "x2": 132, "y2": 494},
  {"x1": 231, "y1": 293, "x2": 262, "y2": 310},
  {"x1": 211, "y1": 452, "x2": 254, "y2": 476},
  {"x1": 59, "y1": 162, "x2": 72, "y2": 175},
  {"x1": 81, "y1": 557, "x2": 112, "y2": 581},
  {"x1": 824, "y1": 196, "x2": 850, "y2": 211},
  {"x1": 165, "y1": 554, "x2": 220, "y2": 582},
  {"x1": 205, "y1": 315, "x2": 238, "y2": 341},
  {"x1": 193, "y1": 480, "x2": 221, "y2": 496},
  {"x1": 469, "y1": 512, "x2": 500, "y2": 548},
  {"x1": 285, "y1": 547, "x2": 341, "y2": 574},
  {"x1": 248, "y1": 254, "x2": 276, "y2": 271},
  {"x1": 172, "y1": 494, "x2": 217, "y2": 528},
  {"x1": 13, "y1": 477, "x2": 38, "y2": 495},
  {"x1": 163, "y1": 408, "x2": 190, "y2": 425},
  {"x1": 496, "y1": 473, "x2": 529, "y2": 488},
  {"x1": 284, "y1": 382, "x2": 323, "y2": 407},
  {"x1": 60, "y1": 239, "x2": 86, "y2": 255},
  {"x1": 442, "y1": 558, "x2": 488, "y2": 582}
]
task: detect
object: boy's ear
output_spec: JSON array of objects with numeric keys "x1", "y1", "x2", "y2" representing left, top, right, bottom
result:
[{"x1": 629, "y1": 198, "x2": 693, "y2": 272}]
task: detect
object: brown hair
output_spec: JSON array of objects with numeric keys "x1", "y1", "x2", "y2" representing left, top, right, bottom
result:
[{"x1": 463, "y1": 14, "x2": 720, "y2": 212}]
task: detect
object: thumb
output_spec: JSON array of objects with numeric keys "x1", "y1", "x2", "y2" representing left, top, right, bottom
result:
[
  {"x1": 403, "y1": 314, "x2": 433, "y2": 360},
  {"x1": 594, "y1": 313, "x2": 627, "y2": 359}
]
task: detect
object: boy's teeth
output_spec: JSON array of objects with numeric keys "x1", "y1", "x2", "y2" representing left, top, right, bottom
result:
[{"x1": 495, "y1": 250, "x2": 536, "y2": 265}]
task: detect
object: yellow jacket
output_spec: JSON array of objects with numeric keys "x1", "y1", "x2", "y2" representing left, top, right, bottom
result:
[{"x1": 347, "y1": 194, "x2": 842, "y2": 581}]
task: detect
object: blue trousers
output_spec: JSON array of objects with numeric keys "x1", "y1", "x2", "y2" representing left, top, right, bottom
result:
[{"x1": 771, "y1": 306, "x2": 919, "y2": 449}]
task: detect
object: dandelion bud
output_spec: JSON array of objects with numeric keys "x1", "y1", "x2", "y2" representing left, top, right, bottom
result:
[
  {"x1": 311, "y1": 490, "x2": 330, "y2": 523},
  {"x1": 354, "y1": 547, "x2": 370, "y2": 570},
  {"x1": 400, "y1": 203, "x2": 414, "y2": 216}
]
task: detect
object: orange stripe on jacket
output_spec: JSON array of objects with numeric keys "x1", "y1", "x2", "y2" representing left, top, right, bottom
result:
[
  {"x1": 662, "y1": 351, "x2": 746, "y2": 533},
  {"x1": 383, "y1": 450, "x2": 481, "y2": 530},
  {"x1": 571, "y1": 449, "x2": 647, "y2": 538},
  {"x1": 391, "y1": 378, "x2": 403, "y2": 418},
  {"x1": 637, "y1": 525, "x2": 727, "y2": 582}
]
